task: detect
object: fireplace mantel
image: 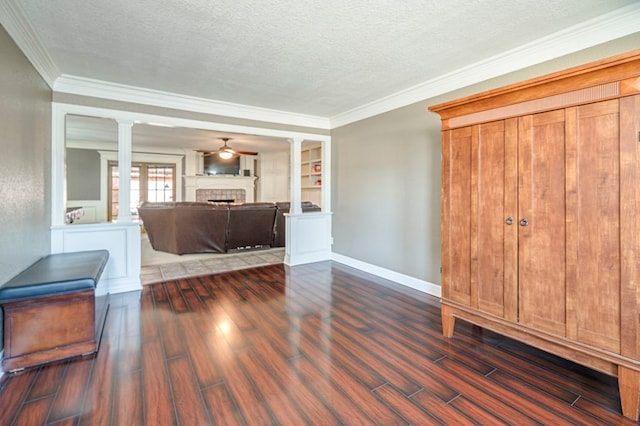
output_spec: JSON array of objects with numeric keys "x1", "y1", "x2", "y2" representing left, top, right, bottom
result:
[{"x1": 184, "y1": 175, "x2": 257, "y2": 202}]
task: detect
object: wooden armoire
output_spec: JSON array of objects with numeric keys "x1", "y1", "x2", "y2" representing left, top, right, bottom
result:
[{"x1": 429, "y1": 50, "x2": 640, "y2": 420}]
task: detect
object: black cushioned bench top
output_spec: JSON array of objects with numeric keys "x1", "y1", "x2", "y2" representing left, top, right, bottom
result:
[{"x1": 0, "y1": 250, "x2": 109, "y2": 303}]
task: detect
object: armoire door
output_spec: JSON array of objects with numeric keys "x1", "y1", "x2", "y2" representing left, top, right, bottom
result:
[
  {"x1": 566, "y1": 99, "x2": 621, "y2": 353},
  {"x1": 442, "y1": 119, "x2": 518, "y2": 321},
  {"x1": 470, "y1": 119, "x2": 517, "y2": 320},
  {"x1": 517, "y1": 109, "x2": 567, "y2": 336},
  {"x1": 441, "y1": 127, "x2": 472, "y2": 305}
]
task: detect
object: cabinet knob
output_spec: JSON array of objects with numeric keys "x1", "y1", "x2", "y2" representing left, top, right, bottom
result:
[
  {"x1": 505, "y1": 216, "x2": 514, "y2": 225},
  {"x1": 520, "y1": 217, "x2": 529, "y2": 227}
]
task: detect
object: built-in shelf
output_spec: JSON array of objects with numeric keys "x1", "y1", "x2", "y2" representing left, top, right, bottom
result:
[{"x1": 301, "y1": 144, "x2": 322, "y2": 206}]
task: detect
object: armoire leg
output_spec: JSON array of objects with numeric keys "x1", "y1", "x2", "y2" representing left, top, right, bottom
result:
[
  {"x1": 441, "y1": 304, "x2": 456, "y2": 338},
  {"x1": 618, "y1": 365, "x2": 640, "y2": 421}
]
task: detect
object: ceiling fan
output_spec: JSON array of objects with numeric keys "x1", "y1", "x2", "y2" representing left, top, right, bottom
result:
[{"x1": 197, "y1": 138, "x2": 258, "y2": 159}]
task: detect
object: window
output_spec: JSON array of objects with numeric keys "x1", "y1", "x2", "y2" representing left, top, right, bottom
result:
[{"x1": 108, "y1": 162, "x2": 175, "y2": 221}]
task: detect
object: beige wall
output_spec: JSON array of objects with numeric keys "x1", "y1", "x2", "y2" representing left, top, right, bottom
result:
[
  {"x1": 0, "y1": 24, "x2": 52, "y2": 281},
  {"x1": 331, "y1": 33, "x2": 640, "y2": 286},
  {"x1": 0, "y1": 24, "x2": 52, "y2": 350}
]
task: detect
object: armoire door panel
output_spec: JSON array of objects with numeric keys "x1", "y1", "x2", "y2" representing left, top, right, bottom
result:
[
  {"x1": 620, "y1": 94, "x2": 640, "y2": 360},
  {"x1": 569, "y1": 99, "x2": 621, "y2": 353},
  {"x1": 518, "y1": 110, "x2": 567, "y2": 336},
  {"x1": 471, "y1": 120, "x2": 516, "y2": 317},
  {"x1": 442, "y1": 127, "x2": 472, "y2": 304}
]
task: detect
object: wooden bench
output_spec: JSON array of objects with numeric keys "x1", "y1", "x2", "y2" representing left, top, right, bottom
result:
[{"x1": 0, "y1": 250, "x2": 110, "y2": 372}]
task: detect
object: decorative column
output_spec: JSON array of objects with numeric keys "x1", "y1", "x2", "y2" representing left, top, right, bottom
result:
[
  {"x1": 320, "y1": 138, "x2": 331, "y2": 212},
  {"x1": 117, "y1": 119, "x2": 133, "y2": 222},
  {"x1": 51, "y1": 107, "x2": 67, "y2": 226},
  {"x1": 290, "y1": 138, "x2": 303, "y2": 214}
]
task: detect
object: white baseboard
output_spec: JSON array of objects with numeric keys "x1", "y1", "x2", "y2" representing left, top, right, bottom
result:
[
  {"x1": 107, "y1": 278, "x2": 142, "y2": 294},
  {"x1": 331, "y1": 253, "x2": 441, "y2": 298}
]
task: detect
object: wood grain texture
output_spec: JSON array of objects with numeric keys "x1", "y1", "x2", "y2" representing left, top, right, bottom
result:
[
  {"x1": 518, "y1": 109, "x2": 567, "y2": 336},
  {"x1": 473, "y1": 120, "x2": 508, "y2": 317},
  {"x1": 619, "y1": 94, "x2": 640, "y2": 362},
  {"x1": 572, "y1": 99, "x2": 621, "y2": 352},
  {"x1": 0, "y1": 262, "x2": 635, "y2": 424},
  {"x1": 444, "y1": 126, "x2": 472, "y2": 305},
  {"x1": 2, "y1": 290, "x2": 98, "y2": 372}
]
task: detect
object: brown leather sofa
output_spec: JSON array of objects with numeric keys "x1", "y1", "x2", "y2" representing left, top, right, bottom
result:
[
  {"x1": 138, "y1": 201, "x2": 320, "y2": 254},
  {"x1": 227, "y1": 202, "x2": 277, "y2": 250},
  {"x1": 138, "y1": 202, "x2": 229, "y2": 254}
]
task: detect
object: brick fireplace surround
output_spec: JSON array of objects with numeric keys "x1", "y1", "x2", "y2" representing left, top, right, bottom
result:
[{"x1": 196, "y1": 189, "x2": 246, "y2": 203}]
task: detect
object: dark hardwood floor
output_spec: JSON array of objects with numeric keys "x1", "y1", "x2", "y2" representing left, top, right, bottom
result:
[{"x1": 0, "y1": 261, "x2": 636, "y2": 425}]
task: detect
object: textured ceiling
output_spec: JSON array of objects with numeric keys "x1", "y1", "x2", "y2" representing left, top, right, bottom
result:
[{"x1": 15, "y1": 0, "x2": 639, "y2": 118}]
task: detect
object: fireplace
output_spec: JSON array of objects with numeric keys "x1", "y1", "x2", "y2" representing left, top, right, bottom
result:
[
  {"x1": 197, "y1": 189, "x2": 246, "y2": 203},
  {"x1": 184, "y1": 175, "x2": 257, "y2": 202}
]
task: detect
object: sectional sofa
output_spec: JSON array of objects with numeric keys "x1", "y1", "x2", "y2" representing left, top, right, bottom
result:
[{"x1": 138, "y1": 201, "x2": 320, "y2": 254}]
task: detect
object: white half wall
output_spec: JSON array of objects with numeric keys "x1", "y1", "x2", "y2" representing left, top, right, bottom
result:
[
  {"x1": 285, "y1": 212, "x2": 333, "y2": 266},
  {"x1": 51, "y1": 222, "x2": 142, "y2": 294}
]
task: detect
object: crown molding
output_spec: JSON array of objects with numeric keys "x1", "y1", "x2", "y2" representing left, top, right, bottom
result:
[
  {"x1": 53, "y1": 75, "x2": 331, "y2": 130},
  {"x1": 329, "y1": 3, "x2": 640, "y2": 128},
  {"x1": 3, "y1": 0, "x2": 639, "y2": 130},
  {"x1": 0, "y1": 0, "x2": 59, "y2": 87}
]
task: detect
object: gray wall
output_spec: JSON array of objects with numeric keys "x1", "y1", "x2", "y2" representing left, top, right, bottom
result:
[
  {"x1": 0, "y1": 24, "x2": 52, "y2": 352},
  {"x1": 332, "y1": 102, "x2": 442, "y2": 283},
  {"x1": 331, "y1": 33, "x2": 640, "y2": 287},
  {"x1": 66, "y1": 148, "x2": 101, "y2": 200}
]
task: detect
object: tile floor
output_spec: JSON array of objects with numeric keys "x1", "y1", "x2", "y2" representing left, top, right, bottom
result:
[{"x1": 140, "y1": 234, "x2": 285, "y2": 285}]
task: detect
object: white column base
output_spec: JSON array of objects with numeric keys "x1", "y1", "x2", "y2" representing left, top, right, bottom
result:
[{"x1": 284, "y1": 212, "x2": 332, "y2": 266}]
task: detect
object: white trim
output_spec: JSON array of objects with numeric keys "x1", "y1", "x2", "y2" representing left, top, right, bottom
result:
[
  {"x1": 53, "y1": 75, "x2": 331, "y2": 130},
  {"x1": 320, "y1": 139, "x2": 331, "y2": 212},
  {"x1": 332, "y1": 253, "x2": 441, "y2": 298},
  {"x1": 0, "y1": 0, "x2": 59, "y2": 87},
  {"x1": 329, "y1": 3, "x2": 640, "y2": 128},
  {"x1": 53, "y1": 103, "x2": 331, "y2": 145},
  {"x1": 67, "y1": 140, "x2": 189, "y2": 156}
]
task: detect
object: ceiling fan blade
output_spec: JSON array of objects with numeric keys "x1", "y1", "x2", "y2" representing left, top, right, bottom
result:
[{"x1": 234, "y1": 150, "x2": 259, "y2": 156}]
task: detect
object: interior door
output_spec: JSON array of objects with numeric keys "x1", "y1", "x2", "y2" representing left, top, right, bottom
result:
[{"x1": 517, "y1": 109, "x2": 567, "y2": 336}]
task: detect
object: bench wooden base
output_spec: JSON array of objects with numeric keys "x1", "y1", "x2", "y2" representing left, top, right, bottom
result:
[
  {"x1": 0, "y1": 250, "x2": 110, "y2": 372},
  {"x1": 2, "y1": 289, "x2": 109, "y2": 372}
]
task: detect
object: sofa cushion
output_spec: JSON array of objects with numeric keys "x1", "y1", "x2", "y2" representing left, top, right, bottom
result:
[{"x1": 227, "y1": 203, "x2": 277, "y2": 250}]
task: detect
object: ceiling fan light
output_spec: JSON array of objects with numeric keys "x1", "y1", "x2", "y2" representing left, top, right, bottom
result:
[{"x1": 218, "y1": 151, "x2": 233, "y2": 159}]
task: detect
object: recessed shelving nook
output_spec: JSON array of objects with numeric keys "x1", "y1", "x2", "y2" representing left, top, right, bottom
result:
[{"x1": 301, "y1": 143, "x2": 322, "y2": 207}]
